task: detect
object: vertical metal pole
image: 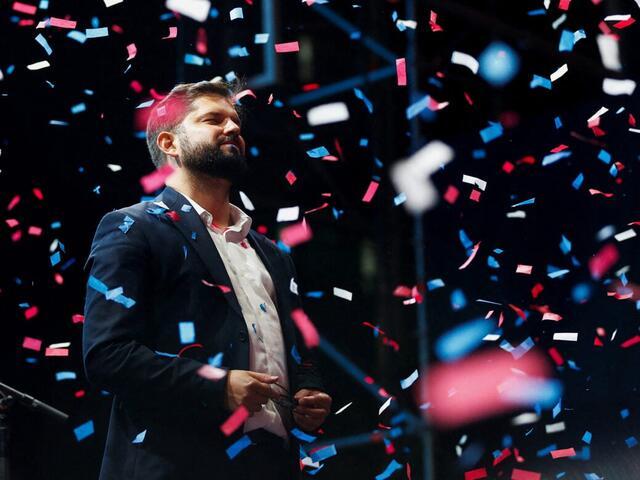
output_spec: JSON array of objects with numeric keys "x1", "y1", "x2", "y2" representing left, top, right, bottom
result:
[{"x1": 404, "y1": 0, "x2": 434, "y2": 478}]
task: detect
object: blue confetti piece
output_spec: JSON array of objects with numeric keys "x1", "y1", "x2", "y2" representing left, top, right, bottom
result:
[
  {"x1": 552, "y1": 398, "x2": 562, "y2": 418},
  {"x1": 259, "y1": 303, "x2": 267, "y2": 312},
  {"x1": 393, "y1": 192, "x2": 406, "y2": 206},
  {"x1": 184, "y1": 53, "x2": 205, "y2": 66},
  {"x1": 155, "y1": 351, "x2": 178, "y2": 358},
  {"x1": 400, "y1": 369, "x2": 419, "y2": 389},
  {"x1": 459, "y1": 229, "x2": 473, "y2": 250},
  {"x1": 528, "y1": 8, "x2": 546, "y2": 15},
  {"x1": 472, "y1": 149, "x2": 486, "y2": 159},
  {"x1": 427, "y1": 278, "x2": 444, "y2": 290},
  {"x1": 511, "y1": 197, "x2": 535, "y2": 208},
  {"x1": 572, "y1": 172, "x2": 584, "y2": 190},
  {"x1": 560, "y1": 235, "x2": 572, "y2": 254},
  {"x1": 537, "y1": 443, "x2": 558, "y2": 457},
  {"x1": 621, "y1": 408, "x2": 630, "y2": 419},
  {"x1": 50, "y1": 251, "x2": 61, "y2": 267},
  {"x1": 542, "y1": 151, "x2": 572, "y2": 166},
  {"x1": 305, "y1": 291, "x2": 324, "y2": 298},
  {"x1": 85, "y1": 27, "x2": 109, "y2": 38},
  {"x1": 359, "y1": 138, "x2": 369, "y2": 147},
  {"x1": 435, "y1": 318, "x2": 494, "y2": 362},
  {"x1": 598, "y1": 149, "x2": 611, "y2": 164},
  {"x1": 290, "y1": 428, "x2": 316, "y2": 443},
  {"x1": 88, "y1": 275, "x2": 108, "y2": 294},
  {"x1": 375, "y1": 459, "x2": 402, "y2": 480},
  {"x1": 180, "y1": 204, "x2": 192, "y2": 212},
  {"x1": 306, "y1": 146, "x2": 329, "y2": 158},
  {"x1": 226, "y1": 435, "x2": 252, "y2": 459},
  {"x1": 182, "y1": 245, "x2": 188, "y2": 259},
  {"x1": 626, "y1": 436, "x2": 638, "y2": 448},
  {"x1": 49, "y1": 120, "x2": 69, "y2": 126},
  {"x1": 530, "y1": 74, "x2": 552, "y2": 90},
  {"x1": 450, "y1": 288, "x2": 467, "y2": 310},
  {"x1": 71, "y1": 102, "x2": 86, "y2": 114},
  {"x1": 179, "y1": 322, "x2": 195, "y2": 344},
  {"x1": 501, "y1": 337, "x2": 535, "y2": 360},
  {"x1": 35, "y1": 33, "x2": 53, "y2": 55},
  {"x1": 291, "y1": 345, "x2": 302, "y2": 364},
  {"x1": 353, "y1": 88, "x2": 373, "y2": 114},
  {"x1": 487, "y1": 255, "x2": 500, "y2": 268},
  {"x1": 559, "y1": 30, "x2": 574, "y2": 52},
  {"x1": 67, "y1": 30, "x2": 86, "y2": 43},
  {"x1": 555, "y1": 116, "x2": 563, "y2": 128},
  {"x1": 310, "y1": 444, "x2": 337, "y2": 462},
  {"x1": 74, "y1": 420, "x2": 95, "y2": 442},
  {"x1": 478, "y1": 41, "x2": 520, "y2": 87},
  {"x1": 406, "y1": 95, "x2": 430, "y2": 120},
  {"x1": 106, "y1": 287, "x2": 123, "y2": 300},
  {"x1": 479, "y1": 121, "x2": 504, "y2": 143},
  {"x1": 582, "y1": 431, "x2": 592, "y2": 444},
  {"x1": 55, "y1": 371, "x2": 77, "y2": 381},
  {"x1": 609, "y1": 164, "x2": 618, "y2": 177},
  {"x1": 299, "y1": 133, "x2": 314, "y2": 141},
  {"x1": 209, "y1": 352, "x2": 224, "y2": 367},
  {"x1": 132, "y1": 430, "x2": 147, "y2": 444},
  {"x1": 118, "y1": 215, "x2": 135, "y2": 234}
]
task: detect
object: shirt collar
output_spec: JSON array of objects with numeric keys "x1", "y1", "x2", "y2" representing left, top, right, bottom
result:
[{"x1": 179, "y1": 192, "x2": 252, "y2": 243}]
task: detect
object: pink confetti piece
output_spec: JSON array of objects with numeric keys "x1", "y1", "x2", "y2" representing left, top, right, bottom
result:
[
  {"x1": 362, "y1": 181, "x2": 379, "y2": 203},
  {"x1": 72, "y1": 314, "x2": 85, "y2": 324},
  {"x1": 558, "y1": 0, "x2": 571, "y2": 10},
  {"x1": 511, "y1": 469, "x2": 541, "y2": 480},
  {"x1": 291, "y1": 308, "x2": 320, "y2": 348},
  {"x1": 469, "y1": 189, "x2": 481, "y2": 202},
  {"x1": 13, "y1": 1, "x2": 36, "y2": 14},
  {"x1": 163, "y1": 26, "x2": 178, "y2": 39},
  {"x1": 275, "y1": 41, "x2": 299, "y2": 53},
  {"x1": 22, "y1": 336, "x2": 42, "y2": 351},
  {"x1": 285, "y1": 170, "x2": 297, "y2": 185},
  {"x1": 197, "y1": 364, "x2": 227, "y2": 381},
  {"x1": 234, "y1": 89, "x2": 257, "y2": 102},
  {"x1": 6, "y1": 219, "x2": 19, "y2": 228},
  {"x1": 396, "y1": 58, "x2": 407, "y2": 86},
  {"x1": 126, "y1": 43, "x2": 137, "y2": 60},
  {"x1": 458, "y1": 242, "x2": 481, "y2": 270},
  {"x1": 7, "y1": 195, "x2": 20, "y2": 210},
  {"x1": 589, "y1": 243, "x2": 619, "y2": 279},
  {"x1": 45, "y1": 348, "x2": 69, "y2": 357},
  {"x1": 220, "y1": 405, "x2": 249, "y2": 436},
  {"x1": 201, "y1": 279, "x2": 232, "y2": 293},
  {"x1": 28, "y1": 226, "x2": 42, "y2": 236},
  {"x1": 542, "y1": 312, "x2": 563, "y2": 321},
  {"x1": 550, "y1": 448, "x2": 576, "y2": 459},
  {"x1": 49, "y1": 17, "x2": 77, "y2": 29},
  {"x1": 24, "y1": 306, "x2": 39, "y2": 320},
  {"x1": 509, "y1": 303, "x2": 526, "y2": 320},
  {"x1": 589, "y1": 188, "x2": 614, "y2": 197},
  {"x1": 280, "y1": 221, "x2": 313, "y2": 247},
  {"x1": 621, "y1": 335, "x2": 640, "y2": 348},
  {"x1": 516, "y1": 264, "x2": 533, "y2": 274},
  {"x1": 443, "y1": 185, "x2": 459, "y2": 204},
  {"x1": 32, "y1": 187, "x2": 43, "y2": 200},
  {"x1": 429, "y1": 10, "x2": 443, "y2": 32},
  {"x1": 139, "y1": 164, "x2": 175, "y2": 194}
]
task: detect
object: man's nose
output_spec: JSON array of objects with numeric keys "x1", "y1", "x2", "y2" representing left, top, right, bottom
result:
[{"x1": 223, "y1": 118, "x2": 241, "y2": 135}]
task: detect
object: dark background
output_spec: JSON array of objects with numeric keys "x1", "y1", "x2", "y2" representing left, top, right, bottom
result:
[{"x1": 2, "y1": 0, "x2": 640, "y2": 478}]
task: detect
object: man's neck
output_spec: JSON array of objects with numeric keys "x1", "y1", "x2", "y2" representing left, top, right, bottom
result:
[{"x1": 166, "y1": 169, "x2": 232, "y2": 228}]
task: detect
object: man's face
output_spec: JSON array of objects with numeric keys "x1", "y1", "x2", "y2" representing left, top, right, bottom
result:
[{"x1": 176, "y1": 94, "x2": 248, "y2": 183}]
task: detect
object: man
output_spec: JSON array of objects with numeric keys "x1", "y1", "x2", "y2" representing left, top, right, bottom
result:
[{"x1": 83, "y1": 79, "x2": 332, "y2": 480}]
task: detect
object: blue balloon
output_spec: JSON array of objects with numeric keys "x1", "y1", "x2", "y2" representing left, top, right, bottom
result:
[{"x1": 478, "y1": 42, "x2": 520, "y2": 87}]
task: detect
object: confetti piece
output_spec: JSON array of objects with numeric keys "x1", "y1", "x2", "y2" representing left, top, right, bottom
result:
[
  {"x1": 546, "y1": 421, "x2": 566, "y2": 433},
  {"x1": 55, "y1": 371, "x2": 77, "y2": 381},
  {"x1": 553, "y1": 332, "x2": 578, "y2": 342},
  {"x1": 226, "y1": 434, "x2": 252, "y2": 459},
  {"x1": 220, "y1": 405, "x2": 249, "y2": 436},
  {"x1": 615, "y1": 229, "x2": 636, "y2": 242},
  {"x1": 603, "y1": 78, "x2": 636, "y2": 95},
  {"x1": 597, "y1": 34, "x2": 621, "y2": 71},
  {"x1": 396, "y1": 58, "x2": 407, "y2": 86},
  {"x1": 165, "y1": 0, "x2": 210, "y2": 22},
  {"x1": 550, "y1": 63, "x2": 568, "y2": 81},
  {"x1": 480, "y1": 121, "x2": 504, "y2": 143},
  {"x1": 390, "y1": 141, "x2": 454, "y2": 214},
  {"x1": 280, "y1": 221, "x2": 312, "y2": 247},
  {"x1": 22, "y1": 336, "x2": 42, "y2": 351},
  {"x1": 126, "y1": 43, "x2": 137, "y2": 60},
  {"x1": 511, "y1": 468, "x2": 540, "y2": 480},
  {"x1": 73, "y1": 420, "x2": 95, "y2": 441},
  {"x1": 238, "y1": 191, "x2": 255, "y2": 211},
  {"x1": 178, "y1": 321, "x2": 195, "y2": 344},
  {"x1": 451, "y1": 51, "x2": 479, "y2": 74},
  {"x1": 311, "y1": 444, "x2": 337, "y2": 462},
  {"x1": 49, "y1": 17, "x2": 77, "y2": 28},
  {"x1": 435, "y1": 318, "x2": 494, "y2": 362},
  {"x1": 229, "y1": 7, "x2": 243, "y2": 20},
  {"x1": 333, "y1": 287, "x2": 353, "y2": 301},
  {"x1": 542, "y1": 312, "x2": 563, "y2": 321},
  {"x1": 132, "y1": 430, "x2": 147, "y2": 444},
  {"x1": 558, "y1": 30, "x2": 574, "y2": 52},
  {"x1": 465, "y1": 468, "x2": 488, "y2": 480},
  {"x1": 459, "y1": 242, "x2": 481, "y2": 270},
  {"x1": 551, "y1": 448, "x2": 575, "y2": 458},
  {"x1": 140, "y1": 164, "x2": 174, "y2": 193},
  {"x1": 516, "y1": 264, "x2": 533, "y2": 274},
  {"x1": 196, "y1": 364, "x2": 227, "y2": 381},
  {"x1": 27, "y1": 60, "x2": 50, "y2": 71},
  {"x1": 378, "y1": 397, "x2": 392, "y2": 415},
  {"x1": 163, "y1": 26, "x2": 178, "y2": 39},
  {"x1": 35, "y1": 34, "x2": 52, "y2": 55},
  {"x1": 362, "y1": 181, "x2": 379, "y2": 203},
  {"x1": 291, "y1": 428, "x2": 316, "y2": 443},
  {"x1": 24, "y1": 306, "x2": 39, "y2": 320},
  {"x1": 291, "y1": 308, "x2": 319, "y2": 348},
  {"x1": 13, "y1": 1, "x2": 37, "y2": 14},
  {"x1": 375, "y1": 459, "x2": 402, "y2": 480},
  {"x1": 589, "y1": 243, "x2": 619, "y2": 279},
  {"x1": 478, "y1": 42, "x2": 520, "y2": 87},
  {"x1": 276, "y1": 206, "x2": 299, "y2": 222},
  {"x1": 335, "y1": 402, "x2": 353, "y2": 414},
  {"x1": 306, "y1": 146, "x2": 330, "y2": 158},
  {"x1": 275, "y1": 41, "x2": 299, "y2": 53},
  {"x1": 307, "y1": 102, "x2": 349, "y2": 126},
  {"x1": 85, "y1": 27, "x2": 109, "y2": 38}
]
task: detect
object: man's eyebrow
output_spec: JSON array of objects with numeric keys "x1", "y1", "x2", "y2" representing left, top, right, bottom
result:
[{"x1": 197, "y1": 110, "x2": 241, "y2": 123}]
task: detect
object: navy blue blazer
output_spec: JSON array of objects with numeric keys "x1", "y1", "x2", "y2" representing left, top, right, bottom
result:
[{"x1": 83, "y1": 186, "x2": 323, "y2": 480}]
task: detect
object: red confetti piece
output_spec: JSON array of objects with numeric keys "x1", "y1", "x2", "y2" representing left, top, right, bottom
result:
[
  {"x1": 531, "y1": 283, "x2": 544, "y2": 298},
  {"x1": 508, "y1": 303, "x2": 526, "y2": 320},
  {"x1": 54, "y1": 273, "x2": 64, "y2": 285},
  {"x1": 7, "y1": 195, "x2": 20, "y2": 210},
  {"x1": 594, "y1": 336, "x2": 604, "y2": 347},
  {"x1": 443, "y1": 185, "x2": 459, "y2": 204},
  {"x1": 32, "y1": 187, "x2": 43, "y2": 200},
  {"x1": 589, "y1": 188, "x2": 614, "y2": 197},
  {"x1": 74, "y1": 390, "x2": 86, "y2": 398},
  {"x1": 502, "y1": 161, "x2": 515, "y2": 173},
  {"x1": 291, "y1": 308, "x2": 320, "y2": 348},
  {"x1": 396, "y1": 58, "x2": 407, "y2": 86},
  {"x1": 285, "y1": 170, "x2": 297, "y2": 185},
  {"x1": 511, "y1": 468, "x2": 541, "y2": 480},
  {"x1": 362, "y1": 181, "x2": 379, "y2": 203},
  {"x1": 458, "y1": 242, "x2": 481, "y2": 270},
  {"x1": 516, "y1": 264, "x2": 533, "y2": 274},
  {"x1": 72, "y1": 314, "x2": 85, "y2": 324},
  {"x1": 280, "y1": 221, "x2": 313, "y2": 247},
  {"x1": 429, "y1": 10, "x2": 444, "y2": 32},
  {"x1": 621, "y1": 335, "x2": 640, "y2": 348},
  {"x1": 558, "y1": 0, "x2": 571, "y2": 10},
  {"x1": 275, "y1": 41, "x2": 299, "y2": 53},
  {"x1": 469, "y1": 189, "x2": 482, "y2": 202},
  {"x1": 614, "y1": 17, "x2": 636, "y2": 29},
  {"x1": 551, "y1": 448, "x2": 576, "y2": 458},
  {"x1": 220, "y1": 405, "x2": 249, "y2": 436},
  {"x1": 163, "y1": 26, "x2": 178, "y2": 39},
  {"x1": 49, "y1": 17, "x2": 77, "y2": 29},
  {"x1": 589, "y1": 243, "x2": 619, "y2": 280},
  {"x1": 493, "y1": 448, "x2": 512, "y2": 466},
  {"x1": 548, "y1": 347, "x2": 564, "y2": 366},
  {"x1": 6, "y1": 219, "x2": 19, "y2": 228},
  {"x1": 465, "y1": 468, "x2": 487, "y2": 480},
  {"x1": 140, "y1": 164, "x2": 175, "y2": 194},
  {"x1": 393, "y1": 285, "x2": 412, "y2": 297},
  {"x1": 24, "y1": 306, "x2": 39, "y2": 320}
]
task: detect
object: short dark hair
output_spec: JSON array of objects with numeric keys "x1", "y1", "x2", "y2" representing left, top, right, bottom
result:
[{"x1": 145, "y1": 79, "x2": 244, "y2": 168}]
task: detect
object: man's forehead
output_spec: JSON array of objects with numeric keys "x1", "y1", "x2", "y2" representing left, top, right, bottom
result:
[{"x1": 190, "y1": 95, "x2": 236, "y2": 115}]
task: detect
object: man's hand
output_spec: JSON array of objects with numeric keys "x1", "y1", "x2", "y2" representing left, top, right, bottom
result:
[
  {"x1": 225, "y1": 370, "x2": 280, "y2": 413},
  {"x1": 293, "y1": 389, "x2": 332, "y2": 432}
]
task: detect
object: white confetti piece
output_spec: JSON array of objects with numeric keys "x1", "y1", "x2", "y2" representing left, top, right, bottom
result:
[
  {"x1": 550, "y1": 63, "x2": 568, "y2": 82},
  {"x1": 307, "y1": 102, "x2": 349, "y2": 126},
  {"x1": 451, "y1": 51, "x2": 479, "y2": 74},
  {"x1": 333, "y1": 287, "x2": 353, "y2": 301},
  {"x1": 400, "y1": 369, "x2": 419, "y2": 389},
  {"x1": 104, "y1": 0, "x2": 123, "y2": 6},
  {"x1": 229, "y1": 7, "x2": 243, "y2": 20},
  {"x1": 615, "y1": 229, "x2": 636, "y2": 242},
  {"x1": 545, "y1": 421, "x2": 566, "y2": 433},
  {"x1": 597, "y1": 34, "x2": 622, "y2": 71},
  {"x1": 276, "y1": 206, "x2": 299, "y2": 222},
  {"x1": 378, "y1": 397, "x2": 392, "y2": 415},
  {"x1": 27, "y1": 60, "x2": 50, "y2": 70},
  {"x1": 462, "y1": 174, "x2": 487, "y2": 191},
  {"x1": 335, "y1": 402, "x2": 353, "y2": 415},
  {"x1": 238, "y1": 191, "x2": 254, "y2": 211},
  {"x1": 165, "y1": 0, "x2": 210, "y2": 22},
  {"x1": 603, "y1": 78, "x2": 636, "y2": 95},
  {"x1": 553, "y1": 332, "x2": 578, "y2": 342}
]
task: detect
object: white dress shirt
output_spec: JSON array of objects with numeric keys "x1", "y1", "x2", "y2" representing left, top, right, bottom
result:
[{"x1": 180, "y1": 194, "x2": 290, "y2": 440}]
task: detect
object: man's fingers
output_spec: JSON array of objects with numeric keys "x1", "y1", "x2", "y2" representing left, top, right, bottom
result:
[
  {"x1": 249, "y1": 381, "x2": 278, "y2": 399},
  {"x1": 299, "y1": 394, "x2": 331, "y2": 408},
  {"x1": 294, "y1": 406, "x2": 327, "y2": 417},
  {"x1": 247, "y1": 371, "x2": 279, "y2": 384}
]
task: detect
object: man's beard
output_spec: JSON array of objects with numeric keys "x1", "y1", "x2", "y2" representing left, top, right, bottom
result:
[{"x1": 178, "y1": 134, "x2": 249, "y2": 184}]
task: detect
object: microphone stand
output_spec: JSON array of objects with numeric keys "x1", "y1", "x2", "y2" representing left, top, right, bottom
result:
[{"x1": 0, "y1": 382, "x2": 69, "y2": 480}]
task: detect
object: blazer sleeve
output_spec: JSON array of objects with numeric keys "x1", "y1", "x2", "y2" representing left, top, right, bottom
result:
[
  {"x1": 282, "y1": 252, "x2": 326, "y2": 394},
  {"x1": 82, "y1": 210, "x2": 227, "y2": 421}
]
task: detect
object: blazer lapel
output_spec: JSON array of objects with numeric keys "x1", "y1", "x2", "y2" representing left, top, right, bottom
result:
[{"x1": 156, "y1": 187, "x2": 243, "y2": 318}]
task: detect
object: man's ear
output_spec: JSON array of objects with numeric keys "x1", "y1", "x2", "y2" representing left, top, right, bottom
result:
[{"x1": 157, "y1": 131, "x2": 179, "y2": 160}]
